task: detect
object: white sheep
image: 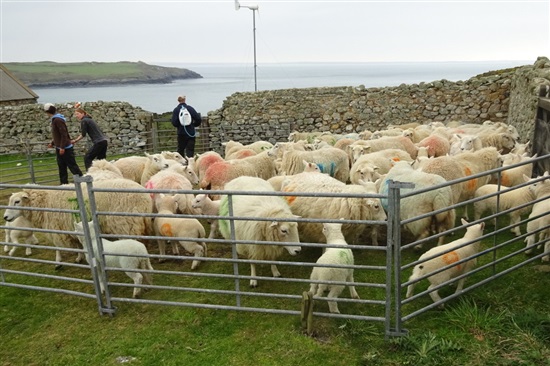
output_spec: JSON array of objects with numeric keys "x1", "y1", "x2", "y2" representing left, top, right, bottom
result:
[
  {"x1": 145, "y1": 164, "x2": 199, "y2": 214},
  {"x1": 349, "y1": 149, "x2": 412, "y2": 184},
  {"x1": 267, "y1": 160, "x2": 322, "y2": 191},
  {"x1": 85, "y1": 159, "x2": 124, "y2": 180},
  {"x1": 273, "y1": 144, "x2": 350, "y2": 183},
  {"x1": 139, "y1": 153, "x2": 170, "y2": 186},
  {"x1": 219, "y1": 176, "x2": 302, "y2": 288},
  {"x1": 473, "y1": 178, "x2": 534, "y2": 236},
  {"x1": 348, "y1": 136, "x2": 418, "y2": 163},
  {"x1": 112, "y1": 152, "x2": 169, "y2": 184},
  {"x1": 191, "y1": 192, "x2": 222, "y2": 239},
  {"x1": 524, "y1": 172, "x2": 550, "y2": 261},
  {"x1": 288, "y1": 131, "x2": 323, "y2": 143},
  {"x1": 3, "y1": 215, "x2": 38, "y2": 257},
  {"x1": 406, "y1": 219, "x2": 485, "y2": 305},
  {"x1": 153, "y1": 194, "x2": 207, "y2": 269},
  {"x1": 193, "y1": 151, "x2": 225, "y2": 183},
  {"x1": 379, "y1": 161, "x2": 456, "y2": 248},
  {"x1": 74, "y1": 220, "x2": 153, "y2": 298},
  {"x1": 309, "y1": 221, "x2": 360, "y2": 314},
  {"x1": 282, "y1": 172, "x2": 387, "y2": 245},
  {"x1": 493, "y1": 153, "x2": 536, "y2": 187},
  {"x1": 477, "y1": 132, "x2": 516, "y2": 153}
]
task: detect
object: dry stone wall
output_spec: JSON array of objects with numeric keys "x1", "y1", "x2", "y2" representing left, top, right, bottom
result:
[
  {"x1": 1, "y1": 58, "x2": 549, "y2": 156},
  {"x1": 0, "y1": 101, "x2": 153, "y2": 154}
]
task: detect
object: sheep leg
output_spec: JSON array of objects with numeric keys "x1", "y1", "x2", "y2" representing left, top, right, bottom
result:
[
  {"x1": 271, "y1": 264, "x2": 281, "y2": 278},
  {"x1": 370, "y1": 226, "x2": 379, "y2": 246},
  {"x1": 524, "y1": 234, "x2": 536, "y2": 254},
  {"x1": 26, "y1": 235, "x2": 39, "y2": 256},
  {"x1": 208, "y1": 221, "x2": 218, "y2": 239},
  {"x1": 427, "y1": 284, "x2": 444, "y2": 306},
  {"x1": 543, "y1": 237, "x2": 550, "y2": 262},
  {"x1": 171, "y1": 241, "x2": 180, "y2": 256},
  {"x1": 326, "y1": 286, "x2": 345, "y2": 314},
  {"x1": 453, "y1": 278, "x2": 466, "y2": 294},
  {"x1": 348, "y1": 274, "x2": 360, "y2": 300},
  {"x1": 510, "y1": 213, "x2": 521, "y2": 236},
  {"x1": 126, "y1": 271, "x2": 144, "y2": 298},
  {"x1": 3, "y1": 245, "x2": 10, "y2": 253},
  {"x1": 158, "y1": 240, "x2": 167, "y2": 263},
  {"x1": 249, "y1": 263, "x2": 258, "y2": 288},
  {"x1": 55, "y1": 249, "x2": 63, "y2": 270}
]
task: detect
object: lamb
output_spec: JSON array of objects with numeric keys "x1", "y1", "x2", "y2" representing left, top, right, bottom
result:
[
  {"x1": 139, "y1": 153, "x2": 170, "y2": 186},
  {"x1": 145, "y1": 165, "x2": 198, "y2": 214},
  {"x1": 478, "y1": 132, "x2": 516, "y2": 153},
  {"x1": 379, "y1": 161, "x2": 456, "y2": 247},
  {"x1": 473, "y1": 177, "x2": 534, "y2": 236},
  {"x1": 275, "y1": 145, "x2": 350, "y2": 183},
  {"x1": 405, "y1": 219, "x2": 485, "y2": 306},
  {"x1": 200, "y1": 151, "x2": 278, "y2": 193},
  {"x1": 493, "y1": 153, "x2": 536, "y2": 187},
  {"x1": 223, "y1": 140, "x2": 273, "y2": 159},
  {"x1": 74, "y1": 220, "x2": 153, "y2": 298},
  {"x1": 219, "y1": 176, "x2": 301, "y2": 287},
  {"x1": 288, "y1": 131, "x2": 323, "y2": 143},
  {"x1": 191, "y1": 192, "x2": 222, "y2": 239},
  {"x1": 281, "y1": 172, "x2": 387, "y2": 245},
  {"x1": 457, "y1": 134, "x2": 483, "y2": 153},
  {"x1": 153, "y1": 194, "x2": 207, "y2": 269},
  {"x1": 402, "y1": 125, "x2": 431, "y2": 144},
  {"x1": 349, "y1": 149, "x2": 412, "y2": 184},
  {"x1": 3, "y1": 215, "x2": 38, "y2": 257},
  {"x1": 524, "y1": 172, "x2": 550, "y2": 261},
  {"x1": 309, "y1": 222, "x2": 360, "y2": 314}
]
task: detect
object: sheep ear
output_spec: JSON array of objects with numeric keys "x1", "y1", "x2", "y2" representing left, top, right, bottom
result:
[
  {"x1": 270, "y1": 221, "x2": 279, "y2": 228},
  {"x1": 461, "y1": 218, "x2": 468, "y2": 226}
]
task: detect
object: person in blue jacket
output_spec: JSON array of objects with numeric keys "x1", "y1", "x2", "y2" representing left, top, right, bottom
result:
[
  {"x1": 171, "y1": 95, "x2": 201, "y2": 158},
  {"x1": 44, "y1": 103, "x2": 83, "y2": 184}
]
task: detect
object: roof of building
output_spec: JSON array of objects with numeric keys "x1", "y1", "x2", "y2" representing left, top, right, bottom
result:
[{"x1": 0, "y1": 63, "x2": 39, "y2": 102}]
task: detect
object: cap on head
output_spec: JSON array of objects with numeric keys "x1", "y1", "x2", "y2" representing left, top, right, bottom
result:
[{"x1": 43, "y1": 103, "x2": 56, "y2": 114}]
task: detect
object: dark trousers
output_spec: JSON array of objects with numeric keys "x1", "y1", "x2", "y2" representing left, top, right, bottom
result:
[
  {"x1": 56, "y1": 147, "x2": 83, "y2": 184},
  {"x1": 177, "y1": 134, "x2": 196, "y2": 158},
  {"x1": 84, "y1": 140, "x2": 108, "y2": 170}
]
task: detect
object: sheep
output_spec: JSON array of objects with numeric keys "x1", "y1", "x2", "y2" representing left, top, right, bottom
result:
[
  {"x1": 274, "y1": 144, "x2": 350, "y2": 183},
  {"x1": 191, "y1": 192, "x2": 222, "y2": 239},
  {"x1": 405, "y1": 219, "x2": 485, "y2": 306},
  {"x1": 4, "y1": 189, "x2": 85, "y2": 266},
  {"x1": 153, "y1": 194, "x2": 207, "y2": 269},
  {"x1": 348, "y1": 136, "x2": 418, "y2": 163},
  {"x1": 416, "y1": 132, "x2": 451, "y2": 157},
  {"x1": 85, "y1": 159, "x2": 124, "y2": 180},
  {"x1": 219, "y1": 176, "x2": 301, "y2": 288},
  {"x1": 3, "y1": 215, "x2": 38, "y2": 257},
  {"x1": 309, "y1": 221, "x2": 360, "y2": 314},
  {"x1": 417, "y1": 147, "x2": 503, "y2": 207},
  {"x1": 524, "y1": 172, "x2": 550, "y2": 261},
  {"x1": 112, "y1": 152, "x2": 170, "y2": 184},
  {"x1": 282, "y1": 172, "x2": 387, "y2": 245},
  {"x1": 349, "y1": 149, "x2": 412, "y2": 184},
  {"x1": 267, "y1": 160, "x2": 322, "y2": 191},
  {"x1": 193, "y1": 151, "x2": 225, "y2": 184},
  {"x1": 379, "y1": 161, "x2": 456, "y2": 248},
  {"x1": 74, "y1": 220, "x2": 153, "y2": 298},
  {"x1": 223, "y1": 140, "x2": 273, "y2": 159},
  {"x1": 139, "y1": 153, "x2": 170, "y2": 186},
  {"x1": 145, "y1": 166, "x2": 198, "y2": 214},
  {"x1": 473, "y1": 177, "x2": 534, "y2": 236},
  {"x1": 288, "y1": 131, "x2": 323, "y2": 143},
  {"x1": 200, "y1": 151, "x2": 278, "y2": 194},
  {"x1": 492, "y1": 153, "x2": 536, "y2": 187},
  {"x1": 402, "y1": 125, "x2": 431, "y2": 144},
  {"x1": 457, "y1": 134, "x2": 483, "y2": 153},
  {"x1": 478, "y1": 132, "x2": 516, "y2": 153},
  {"x1": 370, "y1": 128, "x2": 404, "y2": 139}
]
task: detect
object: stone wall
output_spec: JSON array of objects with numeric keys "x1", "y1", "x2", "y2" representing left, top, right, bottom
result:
[
  {"x1": 1, "y1": 58, "x2": 549, "y2": 156},
  {"x1": 206, "y1": 58, "x2": 550, "y2": 153},
  {"x1": 0, "y1": 101, "x2": 154, "y2": 154}
]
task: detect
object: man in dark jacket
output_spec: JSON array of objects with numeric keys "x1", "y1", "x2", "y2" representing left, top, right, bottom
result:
[
  {"x1": 171, "y1": 95, "x2": 201, "y2": 158},
  {"x1": 44, "y1": 103, "x2": 83, "y2": 184}
]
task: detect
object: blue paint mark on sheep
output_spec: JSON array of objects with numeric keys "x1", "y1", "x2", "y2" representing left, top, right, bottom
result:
[{"x1": 317, "y1": 162, "x2": 337, "y2": 177}]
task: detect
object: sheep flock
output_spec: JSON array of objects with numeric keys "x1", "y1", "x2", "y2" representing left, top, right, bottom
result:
[{"x1": 2, "y1": 119, "x2": 549, "y2": 313}]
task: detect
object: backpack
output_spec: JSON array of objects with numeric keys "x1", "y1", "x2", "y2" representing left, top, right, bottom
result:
[{"x1": 178, "y1": 105, "x2": 192, "y2": 126}]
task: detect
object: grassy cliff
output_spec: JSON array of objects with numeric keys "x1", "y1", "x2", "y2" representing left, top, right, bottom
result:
[{"x1": 3, "y1": 61, "x2": 202, "y2": 87}]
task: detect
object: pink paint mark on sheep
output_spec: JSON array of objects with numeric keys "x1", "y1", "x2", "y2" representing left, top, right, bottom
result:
[{"x1": 145, "y1": 180, "x2": 155, "y2": 198}]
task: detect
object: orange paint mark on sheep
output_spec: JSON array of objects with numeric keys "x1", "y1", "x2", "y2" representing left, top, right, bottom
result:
[
  {"x1": 160, "y1": 223, "x2": 174, "y2": 237},
  {"x1": 282, "y1": 186, "x2": 297, "y2": 205},
  {"x1": 392, "y1": 157, "x2": 401, "y2": 162},
  {"x1": 442, "y1": 251, "x2": 462, "y2": 270},
  {"x1": 464, "y1": 166, "x2": 477, "y2": 192},
  {"x1": 501, "y1": 172, "x2": 511, "y2": 187}
]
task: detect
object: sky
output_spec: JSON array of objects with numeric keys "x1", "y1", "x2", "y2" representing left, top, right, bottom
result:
[{"x1": 0, "y1": 0, "x2": 549, "y2": 65}]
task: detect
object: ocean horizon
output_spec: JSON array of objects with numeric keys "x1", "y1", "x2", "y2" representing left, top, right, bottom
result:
[{"x1": 32, "y1": 60, "x2": 532, "y2": 115}]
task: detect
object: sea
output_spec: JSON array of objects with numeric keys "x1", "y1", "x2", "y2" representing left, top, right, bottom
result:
[{"x1": 32, "y1": 61, "x2": 531, "y2": 115}]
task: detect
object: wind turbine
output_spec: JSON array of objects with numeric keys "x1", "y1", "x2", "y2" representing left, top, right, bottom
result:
[{"x1": 235, "y1": 0, "x2": 259, "y2": 92}]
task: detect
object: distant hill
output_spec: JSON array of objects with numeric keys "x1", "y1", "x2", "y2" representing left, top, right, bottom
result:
[{"x1": 2, "y1": 61, "x2": 202, "y2": 88}]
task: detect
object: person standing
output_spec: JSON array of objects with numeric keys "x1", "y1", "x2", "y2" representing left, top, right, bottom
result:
[
  {"x1": 71, "y1": 106, "x2": 109, "y2": 170},
  {"x1": 44, "y1": 103, "x2": 83, "y2": 184},
  {"x1": 171, "y1": 95, "x2": 201, "y2": 158}
]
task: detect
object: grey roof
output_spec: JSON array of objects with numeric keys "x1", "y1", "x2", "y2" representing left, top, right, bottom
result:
[{"x1": 0, "y1": 63, "x2": 39, "y2": 102}]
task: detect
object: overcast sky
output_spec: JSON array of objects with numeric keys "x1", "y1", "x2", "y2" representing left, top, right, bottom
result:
[{"x1": 1, "y1": 0, "x2": 548, "y2": 64}]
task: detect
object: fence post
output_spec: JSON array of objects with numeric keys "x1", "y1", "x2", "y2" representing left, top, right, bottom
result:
[
  {"x1": 74, "y1": 175, "x2": 117, "y2": 316},
  {"x1": 385, "y1": 180, "x2": 413, "y2": 339},
  {"x1": 226, "y1": 194, "x2": 242, "y2": 307},
  {"x1": 23, "y1": 139, "x2": 36, "y2": 184}
]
